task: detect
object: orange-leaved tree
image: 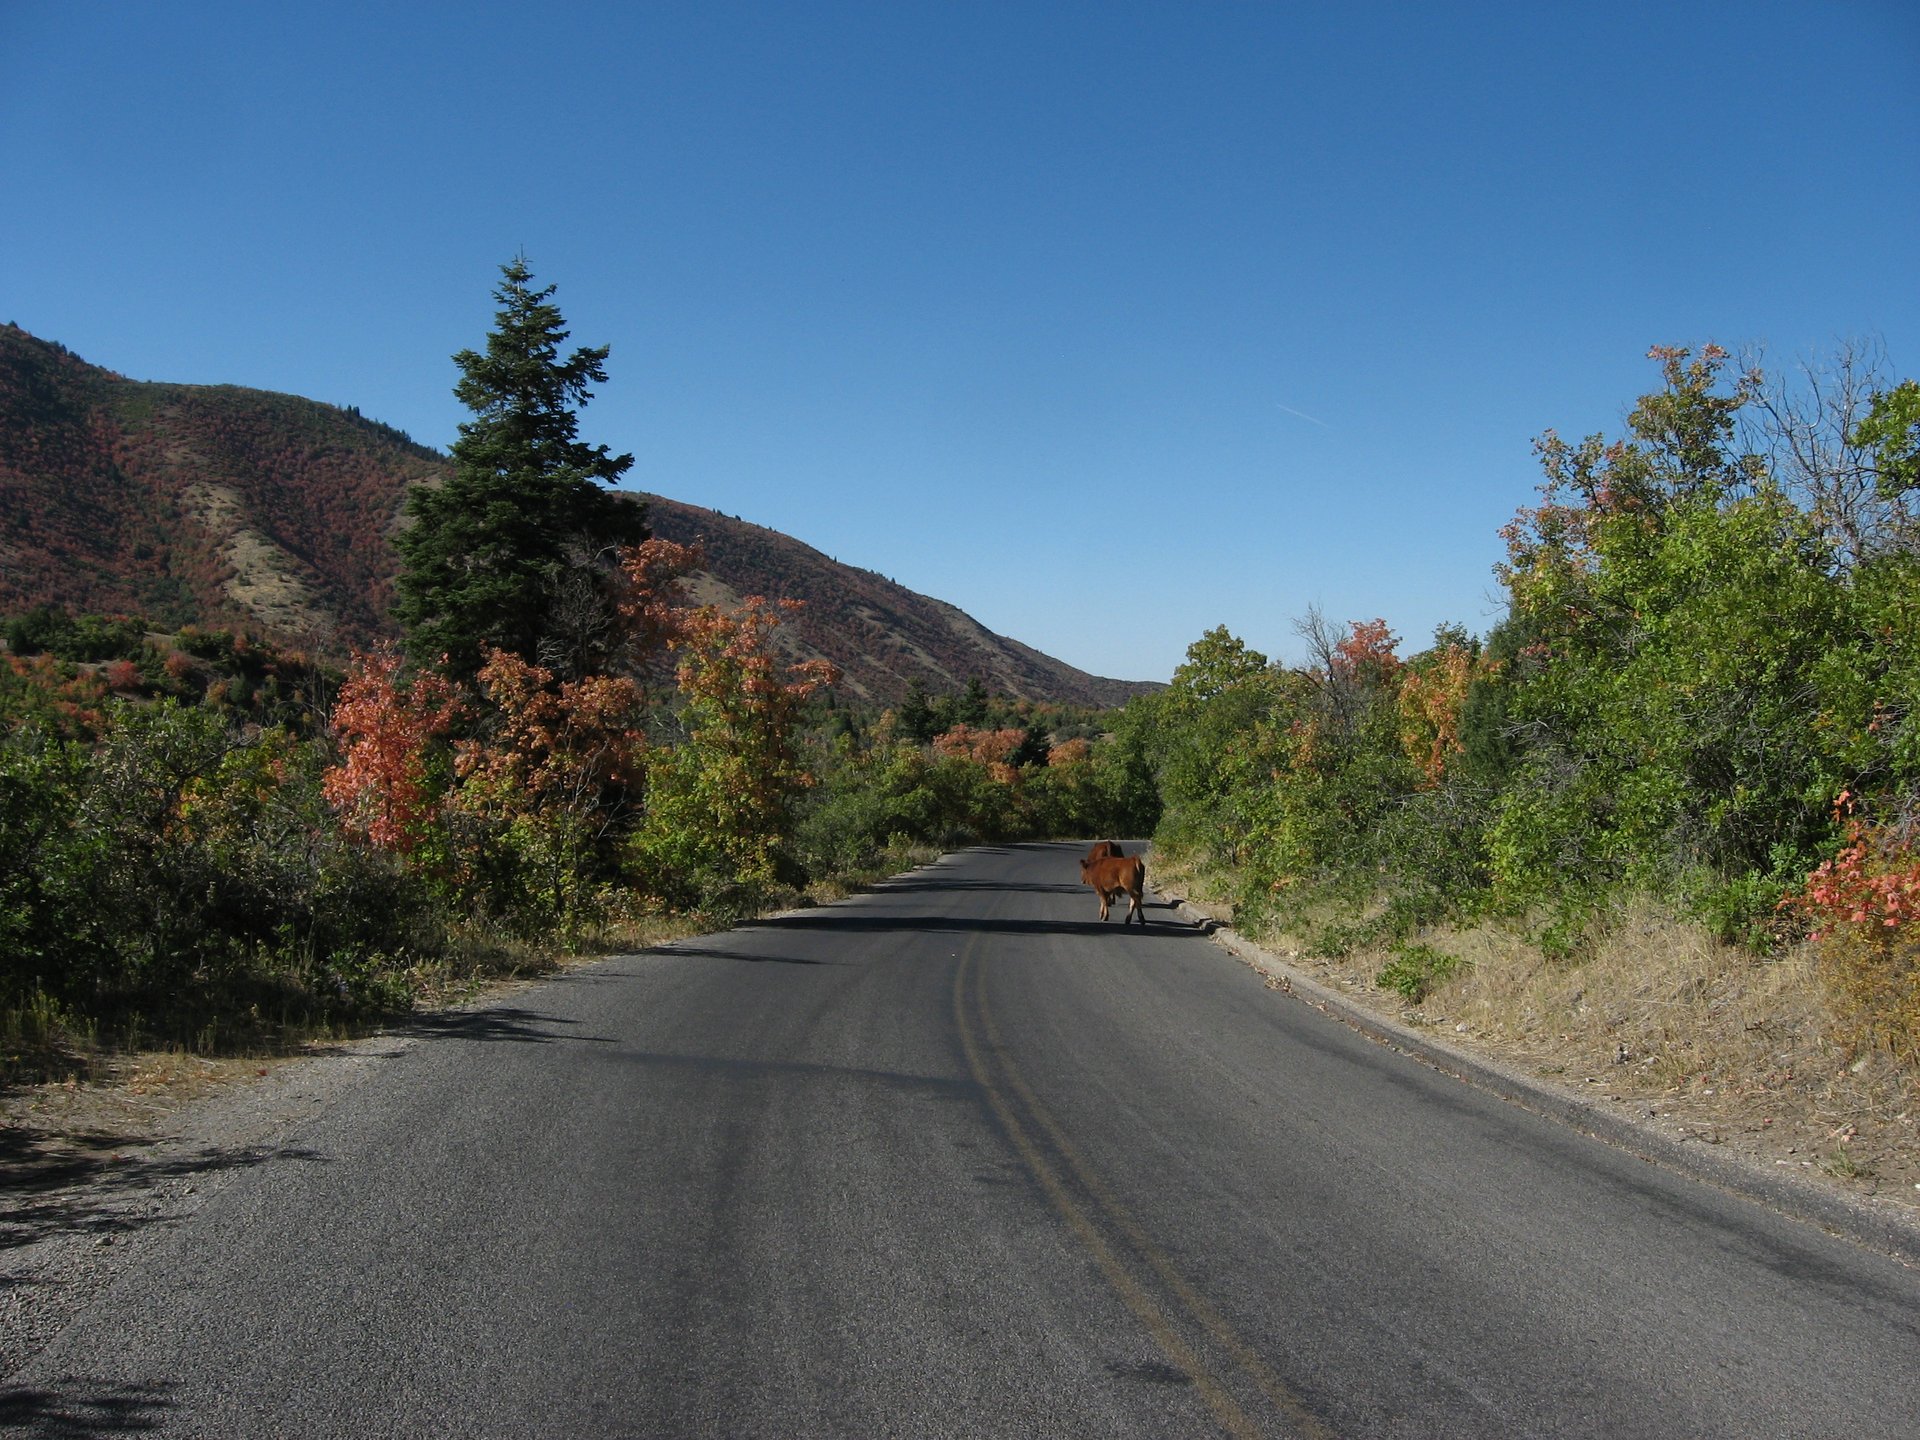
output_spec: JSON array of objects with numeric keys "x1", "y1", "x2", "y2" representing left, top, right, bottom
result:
[
  {"x1": 932, "y1": 724, "x2": 1027, "y2": 785},
  {"x1": 1786, "y1": 797, "x2": 1920, "y2": 1064},
  {"x1": 615, "y1": 536, "x2": 702, "y2": 666},
  {"x1": 631, "y1": 596, "x2": 838, "y2": 906},
  {"x1": 322, "y1": 645, "x2": 464, "y2": 856},
  {"x1": 1396, "y1": 642, "x2": 1474, "y2": 788},
  {"x1": 445, "y1": 648, "x2": 649, "y2": 930}
]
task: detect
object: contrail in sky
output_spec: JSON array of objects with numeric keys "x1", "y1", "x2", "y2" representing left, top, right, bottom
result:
[{"x1": 1275, "y1": 403, "x2": 1329, "y2": 428}]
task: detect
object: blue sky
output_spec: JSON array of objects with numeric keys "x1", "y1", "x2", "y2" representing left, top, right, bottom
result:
[{"x1": 4, "y1": 2, "x2": 1915, "y2": 684}]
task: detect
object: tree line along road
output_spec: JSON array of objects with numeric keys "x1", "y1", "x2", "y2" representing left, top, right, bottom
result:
[{"x1": 5, "y1": 842, "x2": 1919, "y2": 1437}]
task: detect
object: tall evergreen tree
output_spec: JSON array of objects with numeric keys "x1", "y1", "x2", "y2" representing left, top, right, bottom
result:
[{"x1": 395, "y1": 256, "x2": 647, "y2": 678}]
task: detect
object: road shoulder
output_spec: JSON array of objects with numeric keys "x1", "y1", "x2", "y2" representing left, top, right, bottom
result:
[{"x1": 1165, "y1": 894, "x2": 1920, "y2": 1267}]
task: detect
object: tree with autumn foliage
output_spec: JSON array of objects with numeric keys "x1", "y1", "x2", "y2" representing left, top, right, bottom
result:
[
  {"x1": 326, "y1": 538, "x2": 704, "y2": 934},
  {"x1": 630, "y1": 597, "x2": 838, "y2": 908},
  {"x1": 394, "y1": 256, "x2": 647, "y2": 680},
  {"x1": 1397, "y1": 639, "x2": 1474, "y2": 789},
  {"x1": 1786, "y1": 793, "x2": 1920, "y2": 1064},
  {"x1": 443, "y1": 650, "x2": 648, "y2": 934},
  {"x1": 931, "y1": 723, "x2": 1027, "y2": 785},
  {"x1": 613, "y1": 535, "x2": 702, "y2": 676},
  {"x1": 322, "y1": 645, "x2": 464, "y2": 857}
]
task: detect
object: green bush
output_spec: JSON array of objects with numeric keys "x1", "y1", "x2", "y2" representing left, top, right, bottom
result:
[
  {"x1": 0, "y1": 724, "x2": 93, "y2": 1003},
  {"x1": 2, "y1": 697, "x2": 440, "y2": 1030},
  {"x1": 2, "y1": 609, "x2": 150, "y2": 663},
  {"x1": 3, "y1": 606, "x2": 70, "y2": 656},
  {"x1": 1132, "y1": 347, "x2": 1920, "y2": 1016},
  {"x1": 1376, "y1": 942, "x2": 1468, "y2": 1003}
]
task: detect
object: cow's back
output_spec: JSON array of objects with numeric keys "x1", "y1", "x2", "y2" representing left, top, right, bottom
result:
[{"x1": 1081, "y1": 855, "x2": 1144, "y2": 892}]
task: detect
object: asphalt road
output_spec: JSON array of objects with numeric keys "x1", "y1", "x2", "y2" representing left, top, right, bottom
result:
[{"x1": 5, "y1": 842, "x2": 1919, "y2": 1437}]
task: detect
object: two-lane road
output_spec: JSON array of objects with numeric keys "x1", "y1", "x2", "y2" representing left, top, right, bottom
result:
[{"x1": 6, "y1": 843, "x2": 1918, "y2": 1436}]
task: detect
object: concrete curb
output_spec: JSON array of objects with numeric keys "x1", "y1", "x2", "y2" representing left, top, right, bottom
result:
[{"x1": 1167, "y1": 898, "x2": 1920, "y2": 1269}]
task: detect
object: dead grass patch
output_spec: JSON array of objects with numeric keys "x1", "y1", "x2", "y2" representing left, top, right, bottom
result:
[{"x1": 1306, "y1": 900, "x2": 1919, "y2": 1209}]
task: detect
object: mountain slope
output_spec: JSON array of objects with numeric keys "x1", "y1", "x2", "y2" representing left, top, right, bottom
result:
[
  {"x1": 0, "y1": 324, "x2": 440, "y2": 643},
  {"x1": 0, "y1": 325, "x2": 1155, "y2": 705},
  {"x1": 638, "y1": 495, "x2": 1152, "y2": 705}
]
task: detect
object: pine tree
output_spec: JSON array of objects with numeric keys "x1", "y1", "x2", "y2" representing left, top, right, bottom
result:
[
  {"x1": 395, "y1": 256, "x2": 647, "y2": 679},
  {"x1": 957, "y1": 675, "x2": 990, "y2": 725},
  {"x1": 896, "y1": 679, "x2": 938, "y2": 743}
]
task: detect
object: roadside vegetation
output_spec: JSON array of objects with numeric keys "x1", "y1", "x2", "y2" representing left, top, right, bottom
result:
[
  {"x1": 0, "y1": 600, "x2": 1152, "y2": 1084},
  {"x1": 1134, "y1": 344, "x2": 1920, "y2": 1168},
  {"x1": 1, "y1": 260, "x2": 1155, "y2": 1084}
]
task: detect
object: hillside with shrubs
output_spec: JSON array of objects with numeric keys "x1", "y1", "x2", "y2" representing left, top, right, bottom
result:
[
  {"x1": 640, "y1": 493, "x2": 1155, "y2": 708},
  {"x1": 0, "y1": 323, "x2": 441, "y2": 641},
  {"x1": 0, "y1": 323, "x2": 1148, "y2": 709}
]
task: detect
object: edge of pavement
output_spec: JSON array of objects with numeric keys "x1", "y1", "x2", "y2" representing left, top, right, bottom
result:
[{"x1": 1162, "y1": 895, "x2": 1920, "y2": 1270}]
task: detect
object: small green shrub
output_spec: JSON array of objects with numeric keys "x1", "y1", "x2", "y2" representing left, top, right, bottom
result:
[
  {"x1": 1689, "y1": 869, "x2": 1794, "y2": 951},
  {"x1": 1534, "y1": 905, "x2": 1597, "y2": 964},
  {"x1": 1376, "y1": 941, "x2": 1469, "y2": 1003}
]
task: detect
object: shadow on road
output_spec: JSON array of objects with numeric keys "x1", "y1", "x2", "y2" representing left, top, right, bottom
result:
[
  {"x1": 399, "y1": 1007, "x2": 618, "y2": 1047},
  {"x1": 870, "y1": 878, "x2": 1086, "y2": 896},
  {"x1": 0, "y1": 1130, "x2": 329, "y2": 1255},
  {"x1": 651, "y1": 944, "x2": 836, "y2": 966},
  {"x1": 598, "y1": 1047, "x2": 980, "y2": 1098},
  {"x1": 744, "y1": 909, "x2": 1193, "y2": 942},
  {"x1": 0, "y1": 1378, "x2": 177, "y2": 1436}
]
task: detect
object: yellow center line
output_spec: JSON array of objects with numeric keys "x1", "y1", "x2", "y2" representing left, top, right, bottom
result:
[
  {"x1": 971, "y1": 958, "x2": 1337, "y2": 1440},
  {"x1": 953, "y1": 944, "x2": 1261, "y2": 1440}
]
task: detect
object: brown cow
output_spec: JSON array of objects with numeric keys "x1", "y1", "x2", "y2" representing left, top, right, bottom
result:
[
  {"x1": 1084, "y1": 840, "x2": 1124, "y2": 863},
  {"x1": 1080, "y1": 851, "x2": 1146, "y2": 926}
]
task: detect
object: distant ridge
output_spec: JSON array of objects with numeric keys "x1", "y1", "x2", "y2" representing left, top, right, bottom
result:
[
  {"x1": 638, "y1": 494, "x2": 1155, "y2": 707},
  {"x1": 0, "y1": 324, "x2": 1157, "y2": 706}
]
